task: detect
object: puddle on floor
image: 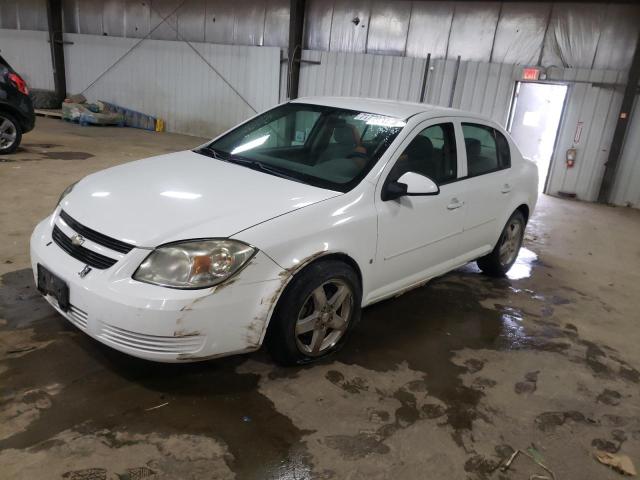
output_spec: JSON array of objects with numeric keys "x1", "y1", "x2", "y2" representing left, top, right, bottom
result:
[
  {"x1": 506, "y1": 247, "x2": 539, "y2": 280},
  {"x1": 39, "y1": 151, "x2": 94, "y2": 160},
  {"x1": 3, "y1": 245, "x2": 621, "y2": 478},
  {"x1": 0, "y1": 270, "x2": 309, "y2": 480},
  {"x1": 333, "y1": 269, "x2": 532, "y2": 436},
  {"x1": 0, "y1": 247, "x2": 549, "y2": 476}
]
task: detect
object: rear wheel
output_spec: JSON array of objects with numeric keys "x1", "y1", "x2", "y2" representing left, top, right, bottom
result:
[
  {"x1": 0, "y1": 113, "x2": 21, "y2": 154},
  {"x1": 477, "y1": 210, "x2": 525, "y2": 277},
  {"x1": 267, "y1": 260, "x2": 361, "y2": 366}
]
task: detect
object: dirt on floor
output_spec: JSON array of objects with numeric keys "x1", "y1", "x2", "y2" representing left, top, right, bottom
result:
[{"x1": 1, "y1": 118, "x2": 639, "y2": 479}]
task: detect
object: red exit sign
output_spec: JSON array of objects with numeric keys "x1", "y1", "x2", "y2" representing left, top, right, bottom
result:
[{"x1": 522, "y1": 67, "x2": 540, "y2": 81}]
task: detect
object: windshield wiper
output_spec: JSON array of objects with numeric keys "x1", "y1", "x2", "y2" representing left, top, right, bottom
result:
[
  {"x1": 197, "y1": 147, "x2": 310, "y2": 184},
  {"x1": 196, "y1": 145, "x2": 227, "y2": 160},
  {"x1": 225, "y1": 155, "x2": 300, "y2": 182}
]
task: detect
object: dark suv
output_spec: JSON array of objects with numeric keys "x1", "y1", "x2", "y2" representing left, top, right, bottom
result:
[{"x1": 0, "y1": 54, "x2": 35, "y2": 154}]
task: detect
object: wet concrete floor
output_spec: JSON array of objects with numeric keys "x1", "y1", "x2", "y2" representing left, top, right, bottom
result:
[{"x1": 1, "y1": 119, "x2": 639, "y2": 479}]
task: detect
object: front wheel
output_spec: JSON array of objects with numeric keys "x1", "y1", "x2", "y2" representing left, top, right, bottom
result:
[
  {"x1": 267, "y1": 260, "x2": 361, "y2": 366},
  {"x1": 477, "y1": 210, "x2": 525, "y2": 277},
  {"x1": 0, "y1": 113, "x2": 22, "y2": 155}
]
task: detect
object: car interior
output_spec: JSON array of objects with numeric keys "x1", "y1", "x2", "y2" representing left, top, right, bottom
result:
[
  {"x1": 388, "y1": 126, "x2": 456, "y2": 185},
  {"x1": 226, "y1": 112, "x2": 402, "y2": 186},
  {"x1": 465, "y1": 137, "x2": 498, "y2": 176}
]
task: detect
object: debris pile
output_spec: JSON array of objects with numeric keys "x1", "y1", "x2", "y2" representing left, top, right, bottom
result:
[{"x1": 62, "y1": 94, "x2": 125, "y2": 126}]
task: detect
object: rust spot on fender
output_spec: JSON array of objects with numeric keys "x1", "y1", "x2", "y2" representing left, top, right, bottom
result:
[
  {"x1": 243, "y1": 263, "x2": 299, "y2": 349},
  {"x1": 269, "y1": 249, "x2": 331, "y2": 312},
  {"x1": 175, "y1": 288, "x2": 216, "y2": 328},
  {"x1": 244, "y1": 317, "x2": 264, "y2": 348},
  {"x1": 173, "y1": 329, "x2": 201, "y2": 337},
  {"x1": 282, "y1": 251, "x2": 326, "y2": 276}
]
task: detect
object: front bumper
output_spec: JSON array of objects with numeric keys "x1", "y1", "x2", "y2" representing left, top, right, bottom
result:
[{"x1": 30, "y1": 214, "x2": 286, "y2": 362}]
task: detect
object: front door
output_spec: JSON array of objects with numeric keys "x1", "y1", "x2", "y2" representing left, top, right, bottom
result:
[{"x1": 370, "y1": 119, "x2": 469, "y2": 301}]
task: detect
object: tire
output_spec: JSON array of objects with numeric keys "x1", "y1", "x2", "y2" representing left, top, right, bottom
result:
[
  {"x1": 477, "y1": 210, "x2": 526, "y2": 277},
  {"x1": 267, "y1": 260, "x2": 361, "y2": 366},
  {"x1": 0, "y1": 113, "x2": 22, "y2": 155}
]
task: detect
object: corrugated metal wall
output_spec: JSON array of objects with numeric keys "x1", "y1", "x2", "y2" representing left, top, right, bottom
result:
[
  {"x1": 304, "y1": 1, "x2": 640, "y2": 71},
  {"x1": 298, "y1": 50, "x2": 427, "y2": 102},
  {"x1": 0, "y1": 29, "x2": 280, "y2": 138},
  {"x1": 424, "y1": 59, "x2": 520, "y2": 127},
  {"x1": 544, "y1": 68, "x2": 627, "y2": 202},
  {"x1": 2, "y1": 1, "x2": 640, "y2": 71},
  {"x1": 0, "y1": 0, "x2": 290, "y2": 46},
  {"x1": 297, "y1": 52, "x2": 519, "y2": 127},
  {"x1": 63, "y1": 33, "x2": 280, "y2": 137},
  {"x1": 0, "y1": 28, "x2": 53, "y2": 90},
  {"x1": 1, "y1": 1, "x2": 639, "y2": 207}
]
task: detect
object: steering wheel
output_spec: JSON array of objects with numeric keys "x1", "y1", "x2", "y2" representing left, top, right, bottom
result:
[
  {"x1": 347, "y1": 151, "x2": 368, "y2": 160},
  {"x1": 347, "y1": 148, "x2": 369, "y2": 168}
]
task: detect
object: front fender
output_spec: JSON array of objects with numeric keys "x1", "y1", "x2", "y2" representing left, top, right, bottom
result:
[{"x1": 233, "y1": 187, "x2": 377, "y2": 304}]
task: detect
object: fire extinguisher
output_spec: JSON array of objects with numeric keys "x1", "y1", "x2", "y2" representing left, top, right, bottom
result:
[{"x1": 566, "y1": 148, "x2": 577, "y2": 168}]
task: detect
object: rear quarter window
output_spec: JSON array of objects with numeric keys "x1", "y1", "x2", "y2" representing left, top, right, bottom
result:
[
  {"x1": 462, "y1": 123, "x2": 511, "y2": 176},
  {"x1": 495, "y1": 130, "x2": 511, "y2": 168}
]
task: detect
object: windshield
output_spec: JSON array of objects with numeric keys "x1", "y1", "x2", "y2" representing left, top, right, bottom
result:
[{"x1": 196, "y1": 103, "x2": 405, "y2": 192}]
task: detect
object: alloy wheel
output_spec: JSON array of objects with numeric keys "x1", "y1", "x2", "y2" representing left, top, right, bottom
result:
[
  {"x1": 295, "y1": 279, "x2": 353, "y2": 356},
  {"x1": 498, "y1": 219, "x2": 523, "y2": 267},
  {"x1": 0, "y1": 116, "x2": 17, "y2": 151}
]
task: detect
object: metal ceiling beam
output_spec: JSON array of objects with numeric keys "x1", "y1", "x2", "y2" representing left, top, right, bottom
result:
[
  {"x1": 46, "y1": 0, "x2": 66, "y2": 103},
  {"x1": 597, "y1": 27, "x2": 640, "y2": 203},
  {"x1": 287, "y1": 0, "x2": 306, "y2": 100}
]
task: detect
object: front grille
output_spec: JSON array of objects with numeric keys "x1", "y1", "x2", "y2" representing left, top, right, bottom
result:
[
  {"x1": 60, "y1": 210, "x2": 134, "y2": 254},
  {"x1": 52, "y1": 225, "x2": 117, "y2": 269},
  {"x1": 99, "y1": 323, "x2": 205, "y2": 354}
]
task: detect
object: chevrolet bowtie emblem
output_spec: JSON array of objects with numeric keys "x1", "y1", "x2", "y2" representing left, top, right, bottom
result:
[
  {"x1": 78, "y1": 265, "x2": 92, "y2": 278},
  {"x1": 71, "y1": 234, "x2": 85, "y2": 246}
]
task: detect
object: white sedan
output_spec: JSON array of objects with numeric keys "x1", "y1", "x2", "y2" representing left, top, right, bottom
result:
[{"x1": 31, "y1": 97, "x2": 537, "y2": 364}]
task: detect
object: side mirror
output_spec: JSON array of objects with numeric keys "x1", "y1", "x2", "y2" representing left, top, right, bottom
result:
[
  {"x1": 381, "y1": 180, "x2": 408, "y2": 201},
  {"x1": 398, "y1": 172, "x2": 440, "y2": 196},
  {"x1": 381, "y1": 172, "x2": 440, "y2": 201}
]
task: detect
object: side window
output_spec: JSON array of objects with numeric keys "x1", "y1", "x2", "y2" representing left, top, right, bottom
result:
[
  {"x1": 495, "y1": 130, "x2": 511, "y2": 168},
  {"x1": 389, "y1": 123, "x2": 457, "y2": 185},
  {"x1": 462, "y1": 123, "x2": 501, "y2": 177}
]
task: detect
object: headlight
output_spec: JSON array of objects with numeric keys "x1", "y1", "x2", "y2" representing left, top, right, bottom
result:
[
  {"x1": 58, "y1": 182, "x2": 77, "y2": 206},
  {"x1": 133, "y1": 239, "x2": 256, "y2": 289}
]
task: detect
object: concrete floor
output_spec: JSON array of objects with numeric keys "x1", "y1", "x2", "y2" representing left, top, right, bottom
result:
[{"x1": 1, "y1": 118, "x2": 639, "y2": 479}]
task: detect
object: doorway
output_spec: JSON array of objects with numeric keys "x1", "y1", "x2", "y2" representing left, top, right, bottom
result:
[{"x1": 508, "y1": 82, "x2": 568, "y2": 192}]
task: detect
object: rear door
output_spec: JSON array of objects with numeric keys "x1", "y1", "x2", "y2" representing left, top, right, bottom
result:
[
  {"x1": 370, "y1": 118, "x2": 469, "y2": 299},
  {"x1": 455, "y1": 119, "x2": 513, "y2": 258}
]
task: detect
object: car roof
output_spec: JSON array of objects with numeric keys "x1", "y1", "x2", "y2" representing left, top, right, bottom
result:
[{"x1": 291, "y1": 96, "x2": 485, "y2": 122}]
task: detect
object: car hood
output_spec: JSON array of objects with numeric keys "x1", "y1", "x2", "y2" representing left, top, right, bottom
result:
[{"x1": 61, "y1": 150, "x2": 341, "y2": 247}]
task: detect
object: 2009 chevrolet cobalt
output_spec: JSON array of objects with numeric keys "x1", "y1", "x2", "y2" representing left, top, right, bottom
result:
[{"x1": 31, "y1": 97, "x2": 537, "y2": 365}]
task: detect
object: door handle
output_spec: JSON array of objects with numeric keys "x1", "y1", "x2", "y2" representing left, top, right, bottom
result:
[
  {"x1": 501, "y1": 183, "x2": 512, "y2": 194},
  {"x1": 447, "y1": 198, "x2": 464, "y2": 210}
]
